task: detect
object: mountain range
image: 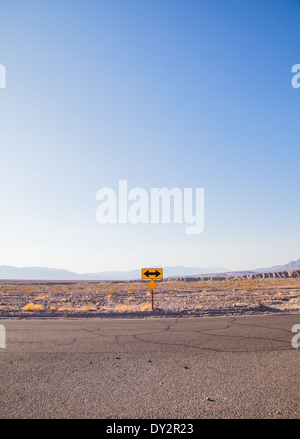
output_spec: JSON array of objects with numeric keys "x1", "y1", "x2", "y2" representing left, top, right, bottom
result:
[
  {"x1": 0, "y1": 259, "x2": 299, "y2": 280},
  {"x1": 0, "y1": 265, "x2": 227, "y2": 280}
]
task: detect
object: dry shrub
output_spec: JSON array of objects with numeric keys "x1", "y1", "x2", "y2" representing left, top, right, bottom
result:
[
  {"x1": 75, "y1": 304, "x2": 96, "y2": 312},
  {"x1": 105, "y1": 288, "x2": 114, "y2": 298},
  {"x1": 115, "y1": 304, "x2": 130, "y2": 312},
  {"x1": 57, "y1": 304, "x2": 73, "y2": 312},
  {"x1": 23, "y1": 302, "x2": 43, "y2": 311},
  {"x1": 140, "y1": 302, "x2": 152, "y2": 311}
]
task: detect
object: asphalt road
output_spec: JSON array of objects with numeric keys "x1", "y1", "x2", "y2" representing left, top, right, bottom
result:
[{"x1": 0, "y1": 314, "x2": 299, "y2": 419}]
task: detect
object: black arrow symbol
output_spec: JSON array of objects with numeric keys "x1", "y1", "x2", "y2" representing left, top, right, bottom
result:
[{"x1": 144, "y1": 270, "x2": 161, "y2": 278}]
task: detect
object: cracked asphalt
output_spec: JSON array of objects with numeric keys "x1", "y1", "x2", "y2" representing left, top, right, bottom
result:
[{"x1": 0, "y1": 314, "x2": 299, "y2": 419}]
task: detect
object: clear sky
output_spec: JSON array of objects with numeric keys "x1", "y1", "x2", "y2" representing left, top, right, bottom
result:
[{"x1": 0, "y1": 0, "x2": 299, "y2": 273}]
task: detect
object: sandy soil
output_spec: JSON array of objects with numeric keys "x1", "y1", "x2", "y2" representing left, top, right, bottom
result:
[{"x1": 0, "y1": 273, "x2": 299, "y2": 318}]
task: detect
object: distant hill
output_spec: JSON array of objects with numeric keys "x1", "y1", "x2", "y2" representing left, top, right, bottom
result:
[
  {"x1": 0, "y1": 265, "x2": 228, "y2": 280},
  {"x1": 0, "y1": 259, "x2": 298, "y2": 280},
  {"x1": 266, "y1": 259, "x2": 300, "y2": 271},
  {"x1": 0, "y1": 265, "x2": 81, "y2": 280}
]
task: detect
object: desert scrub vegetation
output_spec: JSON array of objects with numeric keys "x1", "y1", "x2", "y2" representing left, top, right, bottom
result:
[
  {"x1": 23, "y1": 302, "x2": 43, "y2": 311},
  {"x1": 57, "y1": 303, "x2": 73, "y2": 312},
  {"x1": 75, "y1": 304, "x2": 96, "y2": 312},
  {"x1": 114, "y1": 304, "x2": 131, "y2": 312},
  {"x1": 140, "y1": 302, "x2": 152, "y2": 311},
  {"x1": 0, "y1": 276, "x2": 299, "y2": 316}
]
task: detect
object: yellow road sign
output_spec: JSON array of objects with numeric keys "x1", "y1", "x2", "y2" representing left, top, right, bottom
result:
[
  {"x1": 147, "y1": 280, "x2": 157, "y2": 290},
  {"x1": 142, "y1": 268, "x2": 163, "y2": 280}
]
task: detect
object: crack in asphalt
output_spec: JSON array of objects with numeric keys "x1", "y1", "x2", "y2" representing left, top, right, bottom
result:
[
  {"x1": 131, "y1": 332, "x2": 291, "y2": 353},
  {"x1": 7, "y1": 316, "x2": 297, "y2": 354},
  {"x1": 74, "y1": 317, "x2": 294, "y2": 353},
  {"x1": 33, "y1": 337, "x2": 78, "y2": 353},
  {"x1": 77, "y1": 318, "x2": 179, "y2": 339}
]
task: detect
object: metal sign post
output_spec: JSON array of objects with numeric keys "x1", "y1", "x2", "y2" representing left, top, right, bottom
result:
[{"x1": 142, "y1": 269, "x2": 163, "y2": 310}]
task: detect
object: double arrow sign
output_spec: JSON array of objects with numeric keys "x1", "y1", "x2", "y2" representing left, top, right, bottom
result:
[
  {"x1": 141, "y1": 268, "x2": 163, "y2": 310},
  {"x1": 141, "y1": 268, "x2": 163, "y2": 279}
]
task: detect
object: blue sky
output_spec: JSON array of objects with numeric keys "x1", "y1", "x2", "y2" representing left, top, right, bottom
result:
[{"x1": 0, "y1": 0, "x2": 299, "y2": 273}]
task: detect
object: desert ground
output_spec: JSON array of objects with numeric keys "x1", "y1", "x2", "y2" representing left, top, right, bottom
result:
[{"x1": 0, "y1": 270, "x2": 299, "y2": 319}]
